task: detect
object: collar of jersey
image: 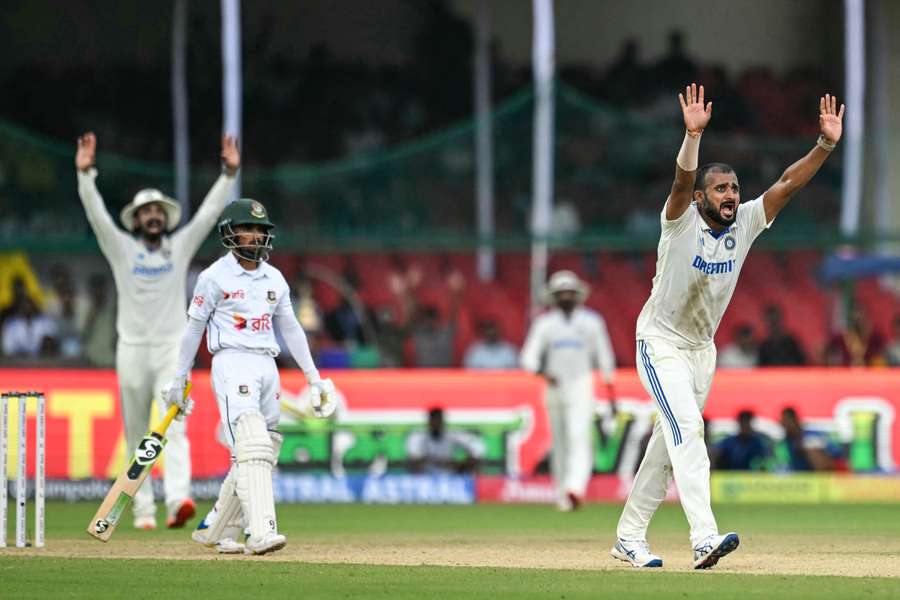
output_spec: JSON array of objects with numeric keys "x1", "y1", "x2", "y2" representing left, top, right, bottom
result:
[
  {"x1": 225, "y1": 251, "x2": 269, "y2": 279},
  {"x1": 704, "y1": 226, "x2": 732, "y2": 239}
]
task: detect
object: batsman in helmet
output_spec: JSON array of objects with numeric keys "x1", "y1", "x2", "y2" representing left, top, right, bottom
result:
[{"x1": 164, "y1": 198, "x2": 335, "y2": 555}]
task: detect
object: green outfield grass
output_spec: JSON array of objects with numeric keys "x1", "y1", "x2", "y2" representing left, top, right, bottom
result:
[{"x1": 2, "y1": 501, "x2": 899, "y2": 599}]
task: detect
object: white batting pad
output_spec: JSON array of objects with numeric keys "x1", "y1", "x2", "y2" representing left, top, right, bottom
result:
[
  {"x1": 202, "y1": 463, "x2": 243, "y2": 543},
  {"x1": 234, "y1": 411, "x2": 278, "y2": 540}
]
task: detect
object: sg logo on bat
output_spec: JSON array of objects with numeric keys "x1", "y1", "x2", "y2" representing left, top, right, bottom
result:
[{"x1": 135, "y1": 437, "x2": 164, "y2": 465}]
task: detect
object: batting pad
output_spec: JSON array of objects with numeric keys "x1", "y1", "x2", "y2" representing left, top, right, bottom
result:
[
  {"x1": 235, "y1": 411, "x2": 278, "y2": 540},
  {"x1": 203, "y1": 463, "x2": 242, "y2": 543}
]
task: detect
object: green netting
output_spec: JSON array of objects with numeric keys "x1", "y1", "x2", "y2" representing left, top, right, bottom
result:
[{"x1": 0, "y1": 81, "x2": 851, "y2": 254}]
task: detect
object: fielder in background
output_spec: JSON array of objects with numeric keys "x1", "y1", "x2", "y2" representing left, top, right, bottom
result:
[
  {"x1": 164, "y1": 199, "x2": 335, "y2": 555},
  {"x1": 75, "y1": 132, "x2": 240, "y2": 530},
  {"x1": 521, "y1": 270, "x2": 617, "y2": 512},
  {"x1": 612, "y1": 84, "x2": 844, "y2": 570}
]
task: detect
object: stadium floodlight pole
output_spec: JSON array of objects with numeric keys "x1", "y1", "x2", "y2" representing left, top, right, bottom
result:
[
  {"x1": 172, "y1": 0, "x2": 190, "y2": 218},
  {"x1": 839, "y1": 0, "x2": 864, "y2": 237},
  {"x1": 868, "y1": 0, "x2": 891, "y2": 243},
  {"x1": 474, "y1": 0, "x2": 495, "y2": 282},
  {"x1": 529, "y1": 0, "x2": 555, "y2": 316},
  {"x1": 221, "y1": 0, "x2": 242, "y2": 203}
]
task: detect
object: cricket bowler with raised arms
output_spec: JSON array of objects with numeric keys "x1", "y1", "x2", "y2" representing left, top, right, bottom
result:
[
  {"x1": 163, "y1": 198, "x2": 335, "y2": 555},
  {"x1": 611, "y1": 84, "x2": 844, "y2": 569},
  {"x1": 76, "y1": 132, "x2": 241, "y2": 530}
]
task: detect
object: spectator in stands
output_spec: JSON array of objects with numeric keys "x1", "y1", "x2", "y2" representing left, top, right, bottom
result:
[
  {"x1": 292, "y1": 272, "x2": 323, "y2": 337},
  {"x1": 778, "y1": 407, "x2": 840, "y2": 471},
  {"x1": 45, "y1": 266, "x2": 83, "y2": 359},
  {"x1": 406, "y1": 407, "x2": 485, "y2": 475},
  {"x1": 605, "y1": 38, "x2": 645, "y2": 106},
  {"x1": 652, "y1": 30, "x2": 697, "y2": 94},
  {"x1": 324, "y1": 297, "x2": 364, "y2": 346},
  {"x1": 712, "y1": 410, "x2": 771, "y2": 470},
  {"x1": 463, "y1": 319, "x2": 518, "y2": 369},
  {"x1": 757, "y1": 305, "x2": 806, "y2": 366},
  {"x1": 394, "y1": 267, "x2": 465, "y2": 367},
  {"x1": 372, "y1": 305, "x2": 406, "y2": 368},
  {"x1": 718, "y1": 324, "x2": 757, "y2": 368},
  {"x1": 1, "y1": 283, "x2": 58, "y2": 358},
  {"x1": 823, "y1": 307, "x2": 885, "y2": 367},
  {"x1": 885, "y1": 315, "x2": 900, "y2": 367},
  {"x1": 81, "y1": 273, "x2": 116, "y2": 367}
]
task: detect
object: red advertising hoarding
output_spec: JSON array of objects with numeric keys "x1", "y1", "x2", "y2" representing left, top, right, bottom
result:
[{"x1": 1, "y1": 368, "x2": 897, "y2": 481}]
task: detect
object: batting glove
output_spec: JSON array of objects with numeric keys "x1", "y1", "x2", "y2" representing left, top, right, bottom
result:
[
  {"x1": 161, "y1": 375, "x2": 194, "y2": 421},
  {"x1": 309, "y1": 378, "x2": 336, "y2": 418}
]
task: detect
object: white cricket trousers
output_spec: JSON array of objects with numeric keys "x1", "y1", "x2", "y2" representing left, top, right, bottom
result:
[
  {"x1": 545, "y1": 373, "x2": 595, "y2": 503},
  {"x1": 617, "y1": 338, "x2": 718, "y2": 546},
  {"x1": 116, "y1": 340, "x2": 191, "y2": 519},
  {"x1": 210, "y1": 350, "x2": 281, "y2": 450}
]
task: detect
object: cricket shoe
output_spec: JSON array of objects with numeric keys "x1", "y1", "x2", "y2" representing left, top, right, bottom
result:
[
  {"x1": 610, "y1": 539, "x2": 663, "y2": 568},
  {"x1": 245, "y1": 532, "x2": 287, "y2": 556},
  {"x1": 167, "y1": 499, "x2": 196, "y2": 529},
  {"x1": 191, "y1": 517, "x2": 214, "y2": 546},
  {"x1": 215, "y1": 538, "x2": 246, "y2": 554},
  {"x1": 693, "y1": 532, "x2": 740, "y2": 569},
  {"x1": 133, "y1": 515, "x2": 157, "y2": 530},
  {"x1": 566, "y1": 492, "x2": 582, "y2": 511}
]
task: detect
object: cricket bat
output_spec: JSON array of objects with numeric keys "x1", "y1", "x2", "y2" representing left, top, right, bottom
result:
[{"x1": 87, "y1": 383, "x2": 191, "y2": 542}]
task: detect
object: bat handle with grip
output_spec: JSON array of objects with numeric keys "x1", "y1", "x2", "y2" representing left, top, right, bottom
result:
[{"x1": 153, "y1": 382, "x2": 192, "y2": 436}]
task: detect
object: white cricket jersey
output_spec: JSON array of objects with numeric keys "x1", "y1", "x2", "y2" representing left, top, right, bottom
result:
[
  {"x1": 77, "y1": 168, "x2": 234, "y2": 345},
  {"x1": 520, "y1": 306, "x2": 616, "y2": 382},
  {"x1": 636, "y1": 196, "x2": 772, "y2": 349},
  {"x1": 187, "y1": 252, "x2": 292, "y2": 357}
]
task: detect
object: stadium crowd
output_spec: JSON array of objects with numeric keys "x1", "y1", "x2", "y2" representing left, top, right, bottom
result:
[{"x1": 2, "y1": 256, "x2": 899, "y2": 370}]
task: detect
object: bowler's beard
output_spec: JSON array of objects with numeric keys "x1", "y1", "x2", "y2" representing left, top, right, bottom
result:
[
  {"x1": 140, "y1": 219, "x2": 164, "y2": 244},
  {"x1": 557, "y1": 299, "x2": 577, "y2": 313},
  {"x1": 700, "y1": 194, "x2": 736, "y2": 227}
]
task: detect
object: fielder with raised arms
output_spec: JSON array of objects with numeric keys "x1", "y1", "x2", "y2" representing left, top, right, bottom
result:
[
  {"x1": 611, "y1": 84, "x2": 844, "y2": 569},
  {"x1": 76, "y1": 133, "x2": 240, "y2": 530},
  {"x1": 164, "y1": 198, "x2": 335, "y2": 555},
  {"x1": 521, "y1": 270, "x2": 617, "y2": 512}
]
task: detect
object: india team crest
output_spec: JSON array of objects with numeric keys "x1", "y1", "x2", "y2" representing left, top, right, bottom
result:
[
  {"x1": 251, "y1": 202, "x2": 266, "y2": 219},
  {"x1": 238, "y1": 384, "x2": 250, "y2": 396},
  {"x1": 724, "y1": 236, "x2": 736, "y2": 250},
  {"x1": 267, "y1": 290, "x2": 277, "y2": 304}
]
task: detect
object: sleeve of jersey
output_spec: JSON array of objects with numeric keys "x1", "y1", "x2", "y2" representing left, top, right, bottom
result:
[
  {"x1": 173, "y1": 174, "x2": 236, "y2": 257},
  {"x1": 745, "y1": 195, "x2": 774, "y2": 240},
  {"x1": 274, "y1": 291, "x2": 321, "y2": 382},
  {"x1": 659, "y1": 196, "x2": 693, "y2": 238},
  {"x1": 519, "y1": 317, "x2": 545, "y2": 372},
  {"x1": 453, "y1": 431, "x2": 487, "y2": 459},
  {"x1": 593, "y1": 315, "x2": 616, "y2": 382},
  {"x1": 405, "y1": 432, "x2": 425, "y2": 459},
  {"x1": 187, "y1": 274, "x2": 218, "y2": 322},
  {"x1": 76, "y1": 168, "x2": 126, "y2": 260},
  {"x1": 174, "y1": 317, "x2": 207, "y2": 379}
]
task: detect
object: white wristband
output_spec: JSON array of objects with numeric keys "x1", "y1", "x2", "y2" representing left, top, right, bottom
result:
[{"x1": 676, "y1": 131, "x2": 701, "y2": 171}]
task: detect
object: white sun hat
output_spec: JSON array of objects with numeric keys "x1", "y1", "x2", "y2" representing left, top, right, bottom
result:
[
  {"x1": 544, "y1": 270, "x2": 590, "y2": 303},
  {"x1": 119, "y1": 188, "x2": 181, "y2": 232}
]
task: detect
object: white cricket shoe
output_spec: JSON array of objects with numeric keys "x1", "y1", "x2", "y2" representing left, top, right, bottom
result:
[
  {"x1": 245, "y1": 532, "x2": 287, "y2": 555},
  {"x1": 215, "y1": 538, "x2": 246, "y2": 554},
  {"x1": 133, "y1": 515, "x2": 157, "y2": 530},
  {"x1": 610, "y1": 539, "x2": 663, "y2": 568},
  {"x1": 191, "y1": 518, "x2": 214, "y2": 546},
  {"x1": 693, "y1": 532, "x2": 740, "y2": 569}
]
